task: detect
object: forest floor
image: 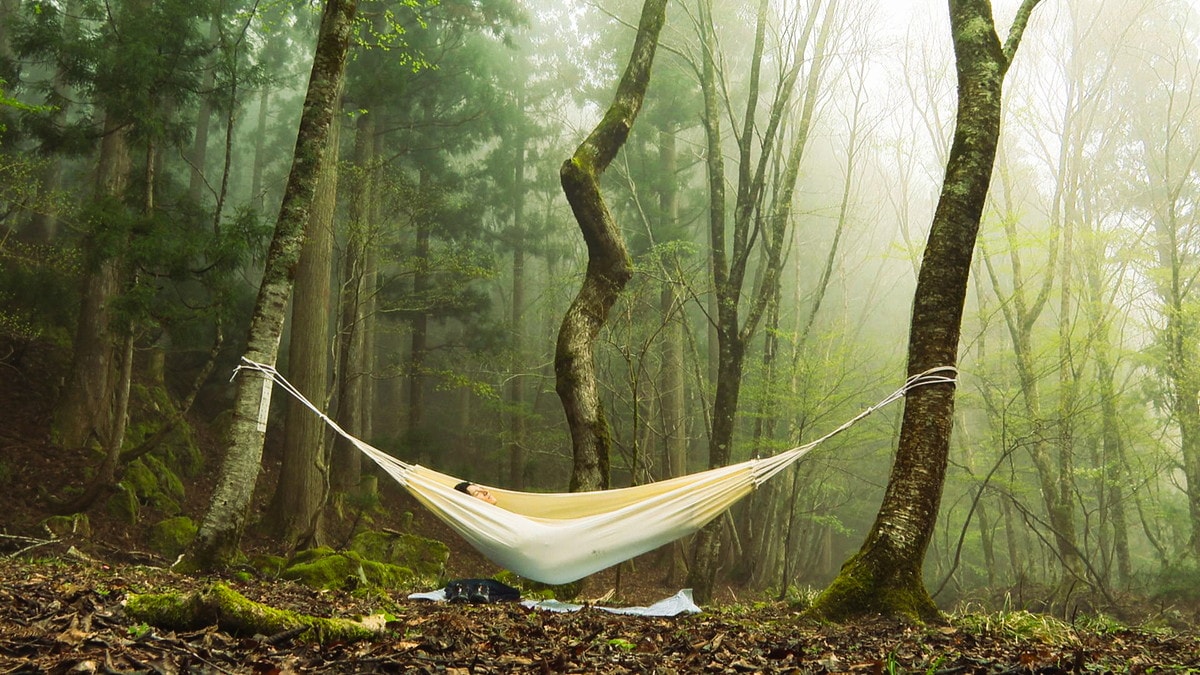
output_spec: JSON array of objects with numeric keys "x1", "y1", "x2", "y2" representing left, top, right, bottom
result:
[
  {"x1": 2, "y1": 340, "x2": 1200, "y2": 672},
  {"x1": 3, "y1": 551, "x2": 1199, "y2": 674}
]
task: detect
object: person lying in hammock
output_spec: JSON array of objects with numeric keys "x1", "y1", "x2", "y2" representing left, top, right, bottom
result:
[{"x1": 455, "y1": 481, "x2": 497, "y2": 504}]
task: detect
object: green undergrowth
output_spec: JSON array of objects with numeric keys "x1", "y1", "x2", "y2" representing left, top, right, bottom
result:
[{"x1": 953, "y1": 608, "x2": 1081, "y2": 643}]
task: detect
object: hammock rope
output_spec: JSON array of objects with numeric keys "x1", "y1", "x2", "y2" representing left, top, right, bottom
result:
[{"x1": 233, "y1": 358, "x2": 956, "y2": 584}]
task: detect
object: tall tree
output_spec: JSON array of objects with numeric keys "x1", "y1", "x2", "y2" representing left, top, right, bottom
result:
[
  {"x1": 1126, "y1": 3, "x2": 1200, "y2": 561},
  {"x1": 187, "y1": 0, "x2": 358, "y2": 571},
  {"x1": 266, "y1": 91, "x2": 343, "y2": 548},
  {"x1": 556, "y1": 0, "x2": 668, "y2": 492},
  {"x1": 809, "y1": 0, "x2": 1042, "y2": 622},
  {"x1": 51, "y1": 0, "x2": 206, "y2": 453},
  {"x1": 687, "y1": 0, "x2": 827, "y2": 603},
  {"x1": 329, "y1": 111, "x2": 375, "y2": 495}
]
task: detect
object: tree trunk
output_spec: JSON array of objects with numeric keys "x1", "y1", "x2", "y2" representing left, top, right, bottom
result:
[
  {"x1": 251, "y1": 85, "x2": 271, "y2": 210},
  {"x1": 359, "y1": 129, "x2": 382, "y2": 471},
  {"x1": 1082, "y1": 153, "x2": 1131, "y2": 586},
  {"x1": 688, "y1": 0, "x2": 824, "y2": 604},
  {"x1": 54, "y1": 111, "x2": 131, "y2": 451},
  {"x1": 408, "y1": 167, "x2": 431, "y2": 464},
  {"x1": 809, "y1": 0, "x2": 1041, "y2": 623},
  {"x1": 21, "y1": 0, "x2": 76, "y2": 242},
  {"x1": 330, "y1": 112, "x2": 376, "y2": 494},
  {"x1": 331, "y1": 232, "x2": 366, "y2": 492},
  {"x1": 0, "y1": 0, "x2": 15, "y2": 65},
  {"x1": 556, "y1": 0, "x2": 668, "y2": 492},
  {"x1": 685, "y1": 0, "x2": 737, "y2": 603},
  {"x1": 187, "y1": 0, "x2": 358, "y2": 572},
  {"x1": 655, "y1": 124, "x2": 690, "y2": 584},
  {"x1": 507, "y1": 95, "x2": 528, "y2": 489},
  {"x1": 268, "y1": 93, "x2": 342, "y2": 548},
  {"x1": 187, "y1": 15, "x2": 220, "y2": 203},
  {"x1": 656, "y1": 125, "x2": 686, "y2": 484}
]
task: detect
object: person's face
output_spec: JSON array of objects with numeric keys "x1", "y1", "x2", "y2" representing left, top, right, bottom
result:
[{"x1": 467, "y1": 485, "x2": 497, "y2": 504}]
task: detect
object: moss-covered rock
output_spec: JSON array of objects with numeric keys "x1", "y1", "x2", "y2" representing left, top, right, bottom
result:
[
  {"x1": 281, "y1": 548, "x2": 417, "y2": 592},
  {"x1": 145, "y1": 455, "x2": 185, "y2": 501},
  {"x1": 494, "y1": 570, "x2": 583, "y2": 601},
  {"x1": 124, "y1": 459, "x2": 158, "y2": 500},
  {"x1": 105, "y1": 485, "x2": 139, "y2": 525},
  {"x1": 147, "y1": 516, "x2": 197, "y2": 559},
  {"x1": 348, "y1": 530, "x2": 448, "y2": 578},
  {"x1": 248, "y1": 553, "x2": 289, "y2": 579},
  {"x1": 120, "y1": 456, "x2": 183, "y2": 516},
  {"x1": 125, "y1": 582, "x2": 377, "y2": 643},
  {"x1": 42, "y1": 514, "x2": 91, "y2": 538}
]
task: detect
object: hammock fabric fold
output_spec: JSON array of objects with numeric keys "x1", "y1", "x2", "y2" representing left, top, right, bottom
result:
[{"x1": 236, "y1": 359, "x2": 955, "y2": 584}]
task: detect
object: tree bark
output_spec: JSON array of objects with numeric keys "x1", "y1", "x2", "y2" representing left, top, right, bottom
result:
[
  {"x1": 54, "y1": 111, "x2": 130, "y2": 452},
  {"x1": 330, "y1": 112, "x2": 376, "y2": 493},
  {"x1": 268, "y1": 93, "x2": 343, "y2": 548},
  {"x1": 251, "y1": 85, "x2": 271, "y2": 210},
  {"x1": 23, "y1": 0, "x2": 76, "y2": 242},
  {"x1": 507, "y1": 92, "x2": 528, "y2": 489},
  {"x1": 688, "y1": 0, "x2": 824, "y2": 604},
  {"x1": 407, "y1": 167, "x2": 431, "y2": 465},
  {"x1": 556, "y1": 0, "x2": 668, "y2": 492},
  {"x1": 809, "y1": 0, "x2": 1042, "y2": 623},
  {"x1": 187, "y1": 0, "x2": 358, "y2": 572},
  {"x1": 187, "y1": 15, "x2": 220, "y2": 203}
]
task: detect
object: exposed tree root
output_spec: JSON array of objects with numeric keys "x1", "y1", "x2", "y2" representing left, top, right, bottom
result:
[{"x1": 125, "y1": 582, "x2": 381, "y2": 643}]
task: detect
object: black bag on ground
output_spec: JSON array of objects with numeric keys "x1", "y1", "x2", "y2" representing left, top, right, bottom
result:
[{"x1": 444, "y1": 578, "x2": 522, "y2": 603}]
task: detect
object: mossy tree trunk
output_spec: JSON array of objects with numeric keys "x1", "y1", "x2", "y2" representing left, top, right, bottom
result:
[
  {"x1": 809, "y1": 0, "x2": 1042, "y2": 623},
  {"x1": 187, "y1": 0, "x2": 358, "y2": 572},
  {"x1": 556, "y1": 0, "x2": 668, "y2": 492}
]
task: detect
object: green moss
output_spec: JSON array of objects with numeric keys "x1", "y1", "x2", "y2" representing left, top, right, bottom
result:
[
  {"x1": 42, "y1": 514, "x2": 91, "y2": 538},
  {"x1": 248, "y1": 553, "x2": 289, "y2": 579},
  {"x1": 494, "y1": 570, "x2": 581, "y2": 601},
  {"x1": 348, "y1": 530, "x2": 448, "y2": 577},
  {"x1": 124, "y1": 460, "x2": 158, "y2": 498},
  {"x1": 145, "y1": 455, "x2": 185, "y2": 500},
  {"x1": 806, "y1": 553, "x2": 940, "y2": 625},
  {"x1": 282, "y1": 549, "x2": 417, "y2": 592},
  {"x1": 124, "y1": 589, "x2": 194, "y2": 627},
  {"x1": 106, "y1": 485, "x2": 139, "y2": 524},
  {"x1": 147, "y1": 516, "x2": 197, "y2": 559},
  {"x1": 119, "y1": 458, "x2": 182, "y2": 517},
  {"x1": 959, "y1": 16, "x2": 993, "y2": 42},
  {"x1": 290, "y1": 546, "x2": 337, "y2": 565},
  {"x1": 282, "y1": 552, "x2": 362, "y2": 590},
  {"x1": 125, "y1": 582, "x2": 376, "y2": 643}
]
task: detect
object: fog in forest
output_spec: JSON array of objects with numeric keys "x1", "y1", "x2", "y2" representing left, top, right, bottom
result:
[{"x1": 2, "y1": 0, "x2": 1200, "y2": 610}]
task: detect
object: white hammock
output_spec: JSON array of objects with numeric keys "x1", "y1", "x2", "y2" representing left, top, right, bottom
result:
[{"x1": 236, "y1": 359, "x2": 955, "y2": 584}]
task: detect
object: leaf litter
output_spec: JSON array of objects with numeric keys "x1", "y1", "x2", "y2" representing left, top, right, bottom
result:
[{"x1": 2, "y1": 557, "x2": 1198, "y2": 673}]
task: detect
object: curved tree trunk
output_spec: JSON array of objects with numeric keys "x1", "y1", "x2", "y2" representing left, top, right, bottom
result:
[
  {"x1": 556, "y1": 0, "x2": 668, "y2": 492},
  {"x1": 187, "y1": 0, "x2": 358, "y2": 572},
  {"x1": 809, "y1": 0, "x2": 1042, "y2": 623}
]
